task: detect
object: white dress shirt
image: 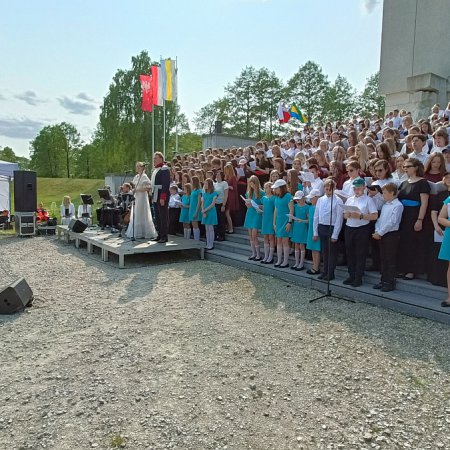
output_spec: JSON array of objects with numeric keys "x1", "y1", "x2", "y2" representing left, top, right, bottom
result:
[
  {"x1": 345, "y1": 194, "x2": 377, "y2": 227},
  {"x1": 371, "y1": 178, "x2": 394, "y2": 210},
  {"x1": 282, "y1": 147, "x2": 296, "y2": 165},
  {"x1": 313, "y1": 194, "x2": 344, "y2": 240},
  {"x1": 392, "y1": 171, "x2": 408, "y2": 186},
  {"x1": 342, "y1": 178, "x2": 357, "y2": 197},
  {"x1": 305, "y1": 177, "x2": 324, "y2": 196},
  {"x1": 410, "y1": 149, "x2": 429, "y2": 165},
  {"x1": 168, "y1": 193, "x2": 181, "y2": 208},
  {"x1": 374, "y1": 198, "x2": 404, "y2": 236}
]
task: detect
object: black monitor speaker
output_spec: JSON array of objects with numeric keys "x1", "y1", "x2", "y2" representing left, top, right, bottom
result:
[
  {"x1": 0, "y1": 278, "x2": 33, "y2": 314},
  {"x1": 68, "y1": 219, "x2": 88, "y2": 233},
  {"x1": 14, "y1": 171, "x2": 37, "y2": 212}
]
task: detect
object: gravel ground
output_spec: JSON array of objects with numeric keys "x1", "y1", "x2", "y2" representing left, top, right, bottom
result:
[{"x1": 1, "y1": 235, "x2": 450, "y2": 450}]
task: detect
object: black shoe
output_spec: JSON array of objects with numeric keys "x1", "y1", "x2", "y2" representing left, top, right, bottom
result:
[
  {"x1": 441, "y1": 301, "x2": 450, "y2": 308},
  {"x1": 279, "y1": 264, "x2": 289, "y2": 268},
  {"x1": 291, "y1": 265, "x2": 297, "y2": 270},
  {"x1": 373, "y1": 282, "x2": 384, "y2": 290},
  {"x1": 306, "y1": 268, "x2": 320, "y2": 275},
  {"x1": 152, "y1": 236, "x2": 160, "y2": 242},
  {"x1": 274, "y1": 263, "x2": 281, "y2": 268},
  {"x1": 260, "y1": 259, "x2": 267, "y2": 264},
  {"x1": 322, "y1": 275, "x2": 335, "y2": 281},
  {"x1": 366, "y1": 266, "x2": 379, "y2": 272},
  {"x1": 254, "y1": 257, "x2": 262, "y2": 261},
  {"x1": 403, "y1": 274, "x2": 415, "y2": 280},
  {"x1": 317, "y1": 274, "x2": 325, "y2": 280},
  {"x1": 157, "y1": 238, "x2": 168, "y2": 243},
  {"x1": 351, "y1": 279, "x2": 362, "y2": 287},
  {"x1": 381, "y1": 284, "x2": 395, "y2": 292},
  {"x1": 343, "y1": 277, "x2": 355, "y2": 285},
  {"x1": 248, "y1": 256, "x2": 255, "y2": 261},
  {"x1": 265, "y1": 259, "x2": 274, "y2": 264},
  {"x1": 295, "y1": 266, "x2": 305, "y2": 271}
]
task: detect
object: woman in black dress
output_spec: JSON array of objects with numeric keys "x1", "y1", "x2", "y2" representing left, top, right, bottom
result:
[{"x1": 397, "y1": 158, "x2": 431, "y2": 280}]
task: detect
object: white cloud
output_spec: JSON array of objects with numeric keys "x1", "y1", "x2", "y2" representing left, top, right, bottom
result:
[
  {"x1": 14, "y1": 90, "x2": 46, "y2": 106},
  {"x1": 58, "y1": 96, "x2": 97, "y2": 115}
]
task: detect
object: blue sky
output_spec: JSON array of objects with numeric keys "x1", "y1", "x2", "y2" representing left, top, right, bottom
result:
[{"x1": 0, "y1": 0, "x2": 383, "y2": 157}]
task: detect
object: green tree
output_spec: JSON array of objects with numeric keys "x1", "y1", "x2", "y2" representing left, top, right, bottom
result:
[
  {"x1": 323, "y1": 75, "x2": 357, "y2": 122},
  {"x1": 286, "y1": 61, "x2": 330, "y2": 122},
  {"x1": 193, "y1": 97, "x2": 230, "y2": 135},
  {"x1": 358, "y1": 72, "x2": 385, "y2": 118},
  {"x1": 29, "y1": 123, "x2": 81, "y2": 177},
  {"x1": 0, "y1": 146, "x2": 30, "y2": 169},
  {"x1": 96, "y1": 50, "x2": 179, "y2": 173}
]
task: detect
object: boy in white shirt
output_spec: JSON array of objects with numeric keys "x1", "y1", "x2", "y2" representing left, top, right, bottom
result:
[{"x1": 372, "y1": 183, "x2": 404, "y2": 292}]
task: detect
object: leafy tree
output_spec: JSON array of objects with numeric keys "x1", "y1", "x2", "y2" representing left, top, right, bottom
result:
[
  {"x1": 357, "y1": 72, "x2": 385, "y2": 118},
  {"x1": 96, "y1": 50, "x2": 179, "y2": 173},
  {"x1": 286, "y1": 61, "x2": 330, "y2": 122},
  {"x1": 193, "y1": 98, "x2": 230, "y2": 135},
  {"x1": 29, "y1": 123, "x2": 81, "y2": 177},
  {"x1": 0, "y1": 146, "x2": 30, "y2": 169},
  {"x1": 323, "y1": 75, "x2": 357, "y2": 122}
]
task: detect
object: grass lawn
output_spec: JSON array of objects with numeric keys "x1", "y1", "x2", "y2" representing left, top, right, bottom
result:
[{"x1": 9, "y1": 178, "x2": 104, "y2": 214}]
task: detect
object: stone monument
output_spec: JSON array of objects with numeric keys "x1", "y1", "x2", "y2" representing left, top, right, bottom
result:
[{"x1": 379, "y1": 0, "x2": 450, "y2": 119}]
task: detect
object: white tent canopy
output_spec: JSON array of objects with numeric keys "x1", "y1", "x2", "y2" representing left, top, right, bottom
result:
[
  {"x1": 0, "y1": 160, "x2": 19, "y2": 178},
  {"x1": 0, "y1": 160, "x2": 19, "y2": 212}
]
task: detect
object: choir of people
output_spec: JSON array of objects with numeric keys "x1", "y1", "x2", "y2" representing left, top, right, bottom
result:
[{"x1": 165, "y1": 106, "x2": 450, "y2": 306}]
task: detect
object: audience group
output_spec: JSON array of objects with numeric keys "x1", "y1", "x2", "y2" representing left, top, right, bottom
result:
[{"x1": 168, "y1": 104, "x2": 450, "y2": 306}]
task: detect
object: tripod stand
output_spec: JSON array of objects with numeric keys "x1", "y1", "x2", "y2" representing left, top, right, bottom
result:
[{"x1": 309, "y1": 188, "x2": 354, "y2": 304}]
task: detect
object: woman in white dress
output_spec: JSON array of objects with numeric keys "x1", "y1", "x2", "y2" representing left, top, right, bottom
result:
[{"x1": 126, "y1": 162, "x2": 157, "y2": 239}]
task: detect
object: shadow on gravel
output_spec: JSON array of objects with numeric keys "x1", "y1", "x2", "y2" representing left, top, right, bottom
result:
[{"x1": 247, "y1": 273, "x2": 450, "y2": 373}]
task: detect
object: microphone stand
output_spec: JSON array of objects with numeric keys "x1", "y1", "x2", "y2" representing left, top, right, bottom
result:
[{"x1": 309, "y1": 187, "x2": 354, "y2": 304}]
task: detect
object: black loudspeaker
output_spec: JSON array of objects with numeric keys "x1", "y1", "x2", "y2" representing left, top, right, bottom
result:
[
  {"x1": 0, "y1": 278, "x2": 33, "y2": 314},
  {"x1": 14, "y1": 171, "x2": 37, "y2": 212},
  {"x1": 68, "y1": 219, "x2": 88, "y2": 233},
  {"x1": 214, "y1": 120, "x2": 223, "y2": 134}
]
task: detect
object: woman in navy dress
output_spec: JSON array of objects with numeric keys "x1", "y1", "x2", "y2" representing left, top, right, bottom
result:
[{"x1": 272, "y1": 179, "x2": 293, "y2": 268}]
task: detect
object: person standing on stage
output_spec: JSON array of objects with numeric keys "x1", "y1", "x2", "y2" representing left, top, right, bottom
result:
[
  {"x1": 151, "y1": 152, "x2": 171, "y2": 243},
  {"x1": 126, "y1": 162, "x2": 157, "y2": 240}
]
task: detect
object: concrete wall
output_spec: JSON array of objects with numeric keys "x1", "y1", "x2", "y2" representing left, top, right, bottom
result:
[{"x1": 379, "y1": 0, "x2": 450, "y2": 119}]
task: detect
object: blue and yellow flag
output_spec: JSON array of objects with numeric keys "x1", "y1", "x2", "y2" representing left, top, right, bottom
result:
[{"x1": 290, "y1": 102, "x2": 309, "y2": 123}]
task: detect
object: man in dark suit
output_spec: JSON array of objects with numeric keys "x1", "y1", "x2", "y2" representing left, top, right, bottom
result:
[{"x1": 151, "y1": 152, "x2": 171, "y2": 243}]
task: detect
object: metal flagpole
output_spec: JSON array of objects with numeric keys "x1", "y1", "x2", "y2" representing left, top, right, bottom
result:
[
  {"x1": 163, "y1": 99, "x2": 166, "y2": 158},
  {"x1": 175, "y1": 57, "x2": 179, "y2": 154},
  {"x1": 151, "y1": 108, "x2": 155, "y2": 163}
]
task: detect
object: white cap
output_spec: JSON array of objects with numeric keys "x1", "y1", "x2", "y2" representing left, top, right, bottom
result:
[
  {"x1": 238, "y1": 158, "x2": 247, "y2": 165},
  {"x1": 272, "y1": 179, "x2": 287, "y2": 189},
  {"x1": 305, "y1": 188, "x2": 321, "y2": 200},
  {"x1": 293, "y1": 190, "x2": 305, "y2": 200}
]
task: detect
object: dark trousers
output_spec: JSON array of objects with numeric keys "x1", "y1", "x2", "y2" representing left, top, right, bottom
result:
[
  {"x1": 369, "y1": 221, "x2": 381, "y2": 270},
  {"x1": 154, "y1": 201, "x2": 169, "y2": 240},
  {"x1": 169, "y1": 208, "x2": 181, "y2": 235},
  {"x1": 379, "y1": 231, "x2": 400, "y2": 285},
  {"x1": 318, "y1": 224, "x2": 338, "y2": 277},
  {"x1": 345, "y1": 223, "x2": 372, "y2": 280},
  {"x1": 215, "y1": 204, "x2": 226, "y2": 239}
]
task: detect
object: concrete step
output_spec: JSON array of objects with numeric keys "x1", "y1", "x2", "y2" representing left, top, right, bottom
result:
[
  {"x1": 214, "y1": 237, "x2": 446, "y2": 299},
  {"x1": 205, "y1": 248, "x2": 450, "y2": 325}
]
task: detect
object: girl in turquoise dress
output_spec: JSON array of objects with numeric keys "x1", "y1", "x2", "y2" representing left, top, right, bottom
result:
[
  {"x1": 438, "y1": 196, "x2": 450, "y2": 307},
  {"x1": 201, "y1": 178, "x2": 218, "y2": 250},
  {"x1": 189, "y1": 176, "x2": 202, "y2": 241},
  {"x1": 260, "y1": 182, "x2": 276, "y2": 264},
  {"x1": 306, "y1": 191, "x2": 321, "y2": 275},
  {"x1": 273, "y1": 180, "x2": 293, "y2": 268},
  {"x1": 179, "y1": 183, "x2": 192, "y2": 239},
  {"x1": 244, "y1": 175, "x2": 264, "y2": 260},
  {"x1": 290, "y1": 190, "x2": 309, "y2": 271}
]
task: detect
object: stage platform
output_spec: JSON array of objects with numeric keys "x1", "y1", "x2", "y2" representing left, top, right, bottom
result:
[{"x1": 56, "y1": 225, "x2": 205, "y2": 268}]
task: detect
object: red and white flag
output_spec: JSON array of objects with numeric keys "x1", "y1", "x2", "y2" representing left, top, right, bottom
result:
[
  {"x1": 139, "y1": 75, "x2": 153, "y2": 112},
  {"x1": 151, "y1": 65, "x2": 164, "y2": 106},
  {"x1": 277, "y1": 101, "x2": 290, "y2": 124}
]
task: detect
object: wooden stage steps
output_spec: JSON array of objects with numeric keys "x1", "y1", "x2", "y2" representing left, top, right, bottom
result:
[
  {"x1": 205, "y1": 227, "x2": 450, "y2": 325},
  {"x1": 56, "y1": 225, "x2": 204, "y2": 268}
]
